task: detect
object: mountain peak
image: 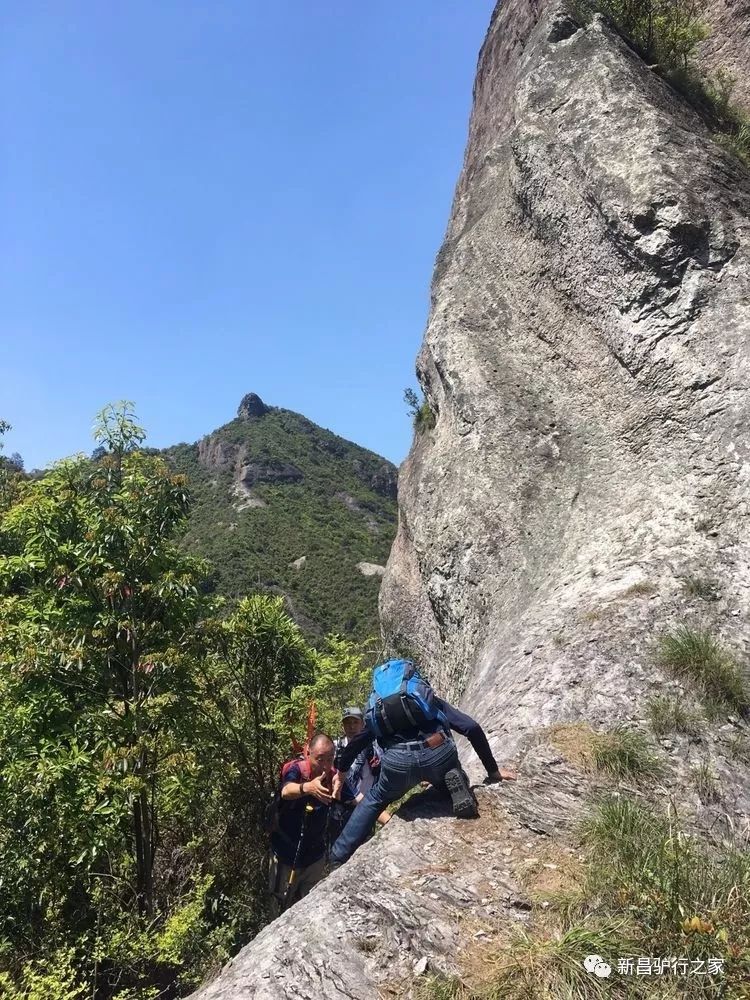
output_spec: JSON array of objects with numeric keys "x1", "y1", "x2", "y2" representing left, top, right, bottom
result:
[{"x1": 237, "y1": 392, "x2": 269, "y2": 420}]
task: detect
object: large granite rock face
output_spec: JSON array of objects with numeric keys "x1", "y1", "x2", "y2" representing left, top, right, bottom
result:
[
  {"x1": 381, "y1": 0, "x2": 750, "y2": 753},
  {"x1": 190, "y1": 2, "x2": 750, "y2": 996}
]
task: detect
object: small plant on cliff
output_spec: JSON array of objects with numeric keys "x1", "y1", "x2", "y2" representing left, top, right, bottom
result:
[
  {"x1": 658, "y1": 627, "x2": 750, "y2": 715},
  {"x1": 647, "y1": 694, "x2": 703, "y2": 736},
  {"x1": 593, "y1": 726, "x2": 664, "y2": 780},
  {"x1": 404, "y1": 387, "x2": 436, "y2": 433},
  {"x1": 681, "y1": 575, "x2": 721, "y2": 601}
]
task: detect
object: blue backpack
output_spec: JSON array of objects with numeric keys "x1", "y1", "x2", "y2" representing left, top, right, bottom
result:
[{"x1": 365, "y1": 659, "x2": 446, "y2": 742}]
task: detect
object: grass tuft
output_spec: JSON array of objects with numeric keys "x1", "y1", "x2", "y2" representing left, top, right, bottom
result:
[
  {"x1": 646, "y1": 695, "x2": 703, "y2": 737},
  {"x1": 621, "y1": 580, "x2": 656, "y2": 598},
  {"x1": 691, "y1": 761, "x2": 720, "y2": 804},
  {"x1": 592, "y1": 727, "x2": 664, "y2": 780},
  {"x1": 547, "y1": 724, "x2": 664, "y2": 782},
  {"x1": 658, "y1": 627, "x2": 749, "y2": 715},
  {"x1": 680, "y1": 576, "x2": 721, "y2": 601},
  {"x1": 481, "y1": 922, "x2": 625, "y2": 999},
  {"x1": 413, "y1": 973, "x2": 468, "y2": 1000}
]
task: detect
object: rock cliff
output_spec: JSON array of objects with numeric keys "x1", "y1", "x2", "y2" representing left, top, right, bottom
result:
[{"x1": 190, "y1": 1, "x2": 750, "y2": 996}]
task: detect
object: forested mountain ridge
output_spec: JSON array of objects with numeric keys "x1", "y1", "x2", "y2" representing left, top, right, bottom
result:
[{"x1": 164, "y1": 393, "x2": 398, "y2": 640}]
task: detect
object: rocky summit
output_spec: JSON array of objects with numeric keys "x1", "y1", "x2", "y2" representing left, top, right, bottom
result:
[
  {"x1": 190, "y1": 1, "x2": 750, "y2": 997},
  {"x1": 165, "y1": 394, "x2": 397, "y2": 640}
]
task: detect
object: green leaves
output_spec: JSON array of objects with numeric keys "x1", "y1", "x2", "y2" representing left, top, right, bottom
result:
[{"x1": 0, "y1": 404, "x2": 382, "y2": 996}]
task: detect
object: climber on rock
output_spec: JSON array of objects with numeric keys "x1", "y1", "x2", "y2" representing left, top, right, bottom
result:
[
  {"x1": 329, "y1": 707, "x2": 391, "y2": 851},
  {"x1": 329, "y1": 659, "x2": 485, "y2": 867},
  {"x1": 267, "y1": 732, "x2": 357, "y2": 915}
]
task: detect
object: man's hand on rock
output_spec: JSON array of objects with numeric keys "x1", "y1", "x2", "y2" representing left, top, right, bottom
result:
[{"x1": 484, "y1": 767, "x2": 517, "y2": 784}]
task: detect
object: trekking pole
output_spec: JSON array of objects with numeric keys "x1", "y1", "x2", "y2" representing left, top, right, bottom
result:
[{"x1": 282, "y1": 803, "x2": 314, "y2": 911}]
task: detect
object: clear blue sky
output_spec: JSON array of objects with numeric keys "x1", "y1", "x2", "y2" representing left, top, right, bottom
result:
[{"x1": 2, "y1": 1, "x2": 495, "y2": 470}]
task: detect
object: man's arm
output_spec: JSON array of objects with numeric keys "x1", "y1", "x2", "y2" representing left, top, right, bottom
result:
[
  {"x1": 335, "y1": 728, "x2": 373, "y2": 774},
  {"x1": 437, "y1": 698, "x2": 499, "y2": 775},
  {"x1": 279, "y1": 766, "x2": 331, "y2": 803}
]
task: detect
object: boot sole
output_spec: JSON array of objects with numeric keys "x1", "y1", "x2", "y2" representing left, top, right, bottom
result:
[{"x1": 445, "y1": 768, "x2": 478, "y2": 818}]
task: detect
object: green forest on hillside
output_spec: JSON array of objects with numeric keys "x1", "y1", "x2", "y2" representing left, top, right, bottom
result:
[
  {"x1": 165, "y1": 404, "x2": 397, "y2": 641},
  {"x1": 0, "y1": 406, "x2": 377, "y2": 999}
]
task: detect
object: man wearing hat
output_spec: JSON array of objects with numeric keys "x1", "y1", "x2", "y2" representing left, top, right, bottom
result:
[{"x1": 328, "y1": 707, "x2": 390, "y2": 852}]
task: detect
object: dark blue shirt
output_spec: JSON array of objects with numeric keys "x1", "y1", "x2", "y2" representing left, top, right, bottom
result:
[{"x1": 270, "y1": 763, "x2": 356, "y2": 866}]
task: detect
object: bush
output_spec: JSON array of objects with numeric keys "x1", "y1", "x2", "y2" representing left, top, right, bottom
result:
[
  {"x1": 658, "y1": 627, "x2": 750, "y2": 715},
  {"x1": 597, "y1": 0, "x2": 707, "y2": 71},
  {"x1": 589, "y1": 0, "x2": 750, "y2": 166}
]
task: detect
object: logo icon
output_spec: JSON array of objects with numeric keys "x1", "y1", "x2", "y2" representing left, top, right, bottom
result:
[{"x1": 583, "y1": 955, "x2": 612, "y2": 978}]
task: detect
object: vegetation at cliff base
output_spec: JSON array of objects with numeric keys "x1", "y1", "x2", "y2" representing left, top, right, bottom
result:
[{"x1": 0, "y1": 407, "x2": 376, "y2": 999}]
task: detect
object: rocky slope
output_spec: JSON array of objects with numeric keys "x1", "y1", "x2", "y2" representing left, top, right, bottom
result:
[
  {"x1": 190, "y1": 2, "x2": 750, "y2": 996},
  {"x1": 166, "y1": 394, "x2": 396, "y2": 639}
]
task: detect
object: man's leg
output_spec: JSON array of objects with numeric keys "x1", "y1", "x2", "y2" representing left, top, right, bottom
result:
[
  {"x1": 420, "y1": 738, "x2": 478, "y2": 818},
  {"x1": 440, "y1": 701, "x2": 499, "y2": 776},
  {"x1": 330, "y1": 750, "x2": 415, "y2": 865},
  {"x1": 295, "y1": 856, "x2": 327, "y2": 900}
]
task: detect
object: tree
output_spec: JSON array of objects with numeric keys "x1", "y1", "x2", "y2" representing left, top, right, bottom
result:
[
  {"x1": 403, "y1": 387, "x2": 436, "y2": 433},
  {"x1": 0, "y1": 403, "x2": 211, "y2": 984},
  {"x1": 0, "y1": 403, "x2": 380, "y2": 997},
  {"x1": 274, "y1": 634, "x2": 376, "y2": 743}
]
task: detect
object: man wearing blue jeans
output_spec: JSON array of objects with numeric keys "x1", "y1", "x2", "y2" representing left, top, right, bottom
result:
[{"x1": 331, "y1": 715, "x2": 477, "y2": 866}]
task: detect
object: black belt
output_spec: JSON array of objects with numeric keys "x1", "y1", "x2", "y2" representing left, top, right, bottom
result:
[{"x1": 388, "y1": 731, "x2": 449, "y2": 752}]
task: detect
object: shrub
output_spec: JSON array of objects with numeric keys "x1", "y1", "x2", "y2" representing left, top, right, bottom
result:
[
  {"x1": 590, "y1": 0, "x2": 750, "y2": 167},
  {"x1": 404, "y1": 387, "x2": 436, "y2": 433},
  {"x1": 597, "y1": 0, "x2": 708, "y2": 72},
  {"x1": 658, "y1": 627, "x2": 749, "y2": 715}
]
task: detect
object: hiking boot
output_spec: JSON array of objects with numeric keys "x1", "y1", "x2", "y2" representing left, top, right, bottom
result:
[{"x1": 444, "y1": 767, "x2": 478, "y2": 818}]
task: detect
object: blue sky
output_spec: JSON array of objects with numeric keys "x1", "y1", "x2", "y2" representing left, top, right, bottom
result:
[{"x1": 2, "y1": 1, "x2": 495, "y2": 470}]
